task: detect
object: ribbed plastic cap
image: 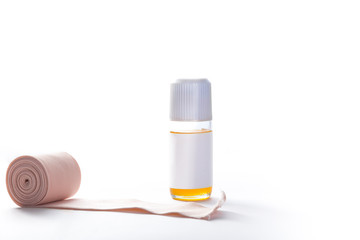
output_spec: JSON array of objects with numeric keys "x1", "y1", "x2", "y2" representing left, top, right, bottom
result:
[{"x1": 170, "y1": 79, "x2": 212, "y2": 121}]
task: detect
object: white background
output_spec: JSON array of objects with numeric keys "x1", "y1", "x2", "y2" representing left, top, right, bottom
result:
[{"x1": 0, "y1": 0, "x2": 359, "y2": 239}]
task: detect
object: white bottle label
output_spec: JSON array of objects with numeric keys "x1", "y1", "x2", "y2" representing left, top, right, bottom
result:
[{"x1": 170, "y1": 132, "x2": 213, "y2": 189}]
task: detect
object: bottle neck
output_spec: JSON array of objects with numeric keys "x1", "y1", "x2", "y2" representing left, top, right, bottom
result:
[{"x1": 170, "y1": 121, "x2": 212, "y2": 133}]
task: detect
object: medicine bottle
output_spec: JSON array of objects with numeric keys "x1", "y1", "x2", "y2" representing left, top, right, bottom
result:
[{"x1": 170, "y1": 79, "x2": 213, "y2": 201}]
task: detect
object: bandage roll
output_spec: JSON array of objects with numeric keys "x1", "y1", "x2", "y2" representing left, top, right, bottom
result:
[
  {"x1": 6, "y1": 152, "x2": 81, "y2": 206},
  {"x1": 5, "y1": 152, "x2": 225, "y2": 220}
]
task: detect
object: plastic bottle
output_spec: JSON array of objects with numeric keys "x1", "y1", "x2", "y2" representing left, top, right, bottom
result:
[{"x1": 170, "y1": 79, "x2": 213, "y2": 201}]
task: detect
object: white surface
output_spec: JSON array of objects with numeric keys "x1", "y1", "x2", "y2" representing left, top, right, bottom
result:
[
  {"x1": 170, "y1": 131, "x2": 212, "y2": 189},
  {"x1": 0, "y1": 0, "x2": 360, "y2": 239}
]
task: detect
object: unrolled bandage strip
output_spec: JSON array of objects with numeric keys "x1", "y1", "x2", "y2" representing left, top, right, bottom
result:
[{"x1": 6, "y1": 152, "x2": 225, "y2": 220}]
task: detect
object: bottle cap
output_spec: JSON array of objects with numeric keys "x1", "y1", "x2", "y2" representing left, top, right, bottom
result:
[{"x1": 170, "y1": 79, "x2": 212, "y2": 121}]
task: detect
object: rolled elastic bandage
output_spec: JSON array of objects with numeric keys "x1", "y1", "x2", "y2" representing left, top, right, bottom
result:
[{"x1": 6, "y1": 152, "x2": 225, "y2": 220}]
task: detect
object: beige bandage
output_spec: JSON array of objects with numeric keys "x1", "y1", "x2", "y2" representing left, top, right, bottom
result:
[{"x1": 6, "y1": 153, "x2": 225, "y2": 220}]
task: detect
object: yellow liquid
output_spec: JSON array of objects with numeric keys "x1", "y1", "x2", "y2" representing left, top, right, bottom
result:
[
  {"x1": 170, "y1": 129, "x2": 212, "y2": 201},
  {"x1": 170, "y1": 187, "x2": 212, "y2": 201},
  {"x1": 170, "y1": 129, "x2": 212, "y2": 134}
]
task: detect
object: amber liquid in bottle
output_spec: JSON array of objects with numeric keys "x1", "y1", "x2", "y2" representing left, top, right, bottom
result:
[{"x1": 170, "y1": 186, "x2": 212, "y2": 201}]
